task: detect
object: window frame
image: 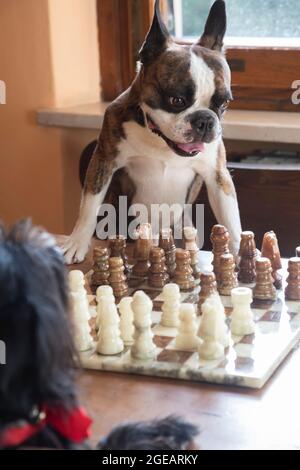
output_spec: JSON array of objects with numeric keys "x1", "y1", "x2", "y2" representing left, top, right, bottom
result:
[{"x1": 98, "y1": 0, "x2": 300, "y2": 112}]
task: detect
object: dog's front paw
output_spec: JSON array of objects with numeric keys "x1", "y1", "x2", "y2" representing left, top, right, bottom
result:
[{"x1": 60, "y1": 234, "x2": 91, "y2": 265}]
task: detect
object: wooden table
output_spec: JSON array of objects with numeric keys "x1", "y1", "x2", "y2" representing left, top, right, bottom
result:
[{"x1": 67, "y1": 239, "x2": 300, "y2": 450}]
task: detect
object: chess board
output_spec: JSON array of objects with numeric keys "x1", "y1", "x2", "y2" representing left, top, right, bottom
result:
[{"x1": 79, "y1": 252, "x2": 300, "y2": 389}]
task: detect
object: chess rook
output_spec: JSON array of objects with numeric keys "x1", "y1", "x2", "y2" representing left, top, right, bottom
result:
[
  {"x1": 218, "y1": 253, "x2": 238, "y2": 296},
  {"x1": 198, "y1": 271, "x2": 217, "y2": 314},
  {"x1": 183, "y1": 226, "x2": 200, "y2": 279},
  {"x1": 210, "y1": 225, "x2": 230, "y2": 282},
  {"x1": 261, "y1": 231, "x2": 282, "y2": 289},
  {"x1": 175, "y1": 304, "x2": 200, "y2": 351},
  {"x1": 161, "y1": 283, "x2": 181, "y2": 327},
  {"x1": 253, "y1": 257, "x2": 277, "y2": 301},
  {"x1": 159, "y1": 228, "x2": 176, "y2": 277},
  {"x1": 285, "y1": 257, "x2": 300, "y2": 300},
  {"x1": 173, "y1": 249, "x2": 195, "y2": 290},
  {"x1": 109, "y1": 257, "x2": 129, "y2": 298},
  {"x1": 109, "y1": 235, "x2": 131, "y2": 276},
  {"x1": 231, "y1": 287, "x2": 255, "y2": 336},
  {"x1": 148, "y1": 247, "x2": 169, "y2": 288},
  {"x1": 69, "y1": 270, "x2": 93, "y2": 351},
  {"x1": 238, "y1": 231, "x2": 257, "y2": 284},
  {"x1": 131, "y1": 291, "x2": 156, "y2": 360},
  {"x1": 91, "y1": 247, "x2": 110, "y2": 287}
]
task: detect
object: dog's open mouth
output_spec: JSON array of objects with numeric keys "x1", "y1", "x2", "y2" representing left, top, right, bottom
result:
[{"x1": 146, "y1": 115, "x2": 205, "y2": 157}]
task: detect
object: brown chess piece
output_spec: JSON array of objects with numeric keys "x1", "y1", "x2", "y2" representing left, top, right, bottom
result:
[
  {"x1": 261, "y1": 231, "x2": 282, "y2": 289},
  {"x1": 91, "y1": 247, "x2": 110, "y2": 287},
  {"x1": 148, "y1": 247, "x2": 169, "y2": 288},
  {"x1": 253, "y1": 257, "x2": 277, "y2": 301},
  {"x1": 173, "y1": 249, "x2": 195, "y2": 290},
  {"x1": 132, "y1": 237, "x2": 151, "y2": 278},
  {"x1": 218, "y1": 253, "x2": 238, "y2": 296},
  {"x1": 238, "y1": 231, "x2": 257, "y2": 284},
  {"x1": 210, "y1": 225, "x2": 230, "y2": 282},
  {"x1": 109, "y1": 235, "x2": 131, "y2": 277},
  {"x1": 133, "y1": 223, "x2": 153, "y2": 258},
  {"x1": 108, "y1": 257, "x2": 129, "y2": 298},
  {"x1": 159, "y1": 228, "x2": 176, "y2": 277},
  {"x1": 183, "y1": 226, "x2": 200, "y2": 280},
  {"x1": 285, "y1": 257, "x2": 300, "y2": 301},
  {"x1": 198, "y1": 271, "x2": 217, "y2": 314}
]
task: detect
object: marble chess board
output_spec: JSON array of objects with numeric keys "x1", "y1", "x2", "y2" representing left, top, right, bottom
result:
[{"x1": 79, "y1": 253, "x2": 300, "y2": 389}]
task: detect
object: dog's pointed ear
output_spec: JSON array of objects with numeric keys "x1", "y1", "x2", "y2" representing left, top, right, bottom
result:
[
  {"x1": 197, "y1": 0, "x2": 226, "y2": 52},
  {"x1": 139, "y1": 0, "x2": 171, "y2": 65}
]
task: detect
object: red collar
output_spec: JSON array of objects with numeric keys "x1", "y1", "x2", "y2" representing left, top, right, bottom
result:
[{"x1": 0, "y1": 405, "x2": 92, "y2": 448}]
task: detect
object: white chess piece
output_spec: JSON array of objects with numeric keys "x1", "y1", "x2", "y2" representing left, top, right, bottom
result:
[
  {"x1": 119, "y1": 297, "x2": 135, "y2": 346},
  {"x1": 175, "y1": 303, "x2": 200, "y2": 351},
  {"x1": 131, "y1": 291, "x2": 156, "y2": 360},
  {"x1": 69, "y1": 270, "x2": 93, "y2": 351},
  {"x1": 183, "y1": 226, "x2": 198, "y2": 251},
  {"x1": 230, "y1": 287, "x2": 255, "y2": 336},
  {"x1": 95, "y1": 285, "x2": 115, "y2": 331},
  {"x1": 161, "y1": 283, "x2": 180, "y2": 327},
  {"x1": 199, "y1": 293, "x2": 230, "y2": 348},
  {"x1": 97, "y1": 295, "x2": 124, "y2": 355},
  {"x1": 198, "y1": 296, "x2": 225, "y2": 360}
]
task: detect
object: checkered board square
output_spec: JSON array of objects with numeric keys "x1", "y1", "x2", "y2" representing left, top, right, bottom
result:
[{"x1": 80, "y1": 272, "x2": 300, "y2": 390}]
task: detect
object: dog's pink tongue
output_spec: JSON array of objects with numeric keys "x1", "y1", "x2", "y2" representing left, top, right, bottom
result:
[{"x1": 176, "y1": 142, "x2": 205, "y2": 153}]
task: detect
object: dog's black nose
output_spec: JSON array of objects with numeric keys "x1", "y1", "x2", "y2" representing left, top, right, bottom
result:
[{"x1": 190, "y1": 111, "x2": 215, "y2": 138}]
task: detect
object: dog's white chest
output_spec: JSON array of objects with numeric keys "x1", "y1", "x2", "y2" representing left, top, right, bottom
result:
[{"x1": 126, "y1": 157, "x2": 195, "y2": 206}]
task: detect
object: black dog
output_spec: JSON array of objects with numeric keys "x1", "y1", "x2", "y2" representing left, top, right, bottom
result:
[{"x1": 0, "y1": 220, "x2": 198, "y2": 450}]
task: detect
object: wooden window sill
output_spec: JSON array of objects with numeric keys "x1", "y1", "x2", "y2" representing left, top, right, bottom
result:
[{"x1": 37, "y1": 104, "x2": 300, "y2": 144}]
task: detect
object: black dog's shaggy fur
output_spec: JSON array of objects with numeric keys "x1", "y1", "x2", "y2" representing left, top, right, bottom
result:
[{"x1": 0, "y1": 220, "x2": 199, "y2": 450}]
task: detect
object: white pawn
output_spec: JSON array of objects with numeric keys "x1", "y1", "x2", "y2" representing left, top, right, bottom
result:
[
  {"x1": 199, "y1": 293, "x2": 230, "y2": 348},
  {"x1": 161, "y1": 283, "x2": 180, "y2": 327},
  {"x1": 97, "y1": 296, "x2": 124, "y2": 355},
  {"x1": 95, "y1": 285, "x2": 115, "y2": 332},
  {"x1": 119, "y1": 297, "x2": 135, "y2": 346},
  {"x1": 69, "y1": 270, "x2": 93, "y2": 351},
  {"x1": 131, "y1": 291, "x2": 156, "y2": 360},
  {"x1": 198, "y1": 296, "x2": 225, "y2": 360},
  {"x1": 175, "y1": 304, "x2": 200, "y2": 351},
  {"x1": 231, "y1": 287, "x2": 255, "y2": 336}
]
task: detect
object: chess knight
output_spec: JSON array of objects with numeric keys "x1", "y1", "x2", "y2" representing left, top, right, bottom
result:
[{"x1": 62, "y1": 0, "x2": 242, "y2": 264}]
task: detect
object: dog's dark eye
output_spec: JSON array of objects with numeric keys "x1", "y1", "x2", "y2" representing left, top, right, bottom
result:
[
  {"x1": 220, "y1": 99, "x2": 230, "y2": 111},
  {"x1": 168, "y1": 96, "x2": 186, "y2": 108}
]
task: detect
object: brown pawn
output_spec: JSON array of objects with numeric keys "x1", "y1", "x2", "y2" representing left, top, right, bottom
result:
[
  {"x1": 218, "y1": 253, "x2": 238, "y2": 296},
  {"x1": 253, "y1": 257, "x2": 277, "y2": 301},
  {"x1": 210, "y1": 225, "x2": 230, "y2": 282},
  {"x1": 91, "y1": 247, "x2": 110, "y2": 287},
  {"x1": 159, "y1": 228, "x2": 176, "y2": 277},
  {"x1": 148, "y1": 247, "x2": 169, "y2": 288},
  {"x1": 132, "y1": 238, "x2": 151, "y2": 278},
  {"x1": 109, "y1": 235, "x2": 131, "y2": 276},
  {"x1": 173, "y1": 249, "x2": 195, "y2": 290},
  {"x1": 261, "y1": 231, "x2": 282, "y2": 289},
  {"x1": 183, "y1": 226, "x2": 200, "y2": 280},
  {"x1": 198, "y1": 271, "x2": 217, "y2": 314},
  {"x1": 285, "y1": 257, "x2": 300, "y2": 300},
  {"x1": 238, "y1": 231, "x2": 257, "y2": 284},
  {"x1": 109, "y1": 257, "x2": 128, "y2": 298}
]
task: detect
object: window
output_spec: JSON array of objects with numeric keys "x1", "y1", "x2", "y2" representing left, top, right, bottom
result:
[
  {"x1": 98, "y1": 0, "x2": 300, "y2": 111},
  {"x1": 168, "y1": 0, "x2": 300, "y2": 46}
]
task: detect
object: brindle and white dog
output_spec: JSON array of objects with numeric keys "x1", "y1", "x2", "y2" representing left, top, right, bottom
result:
[{"x1": 63, "y1": 0, "x2": 242, "y2": 264}]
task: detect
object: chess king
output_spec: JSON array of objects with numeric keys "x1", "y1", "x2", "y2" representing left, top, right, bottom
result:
[{"x1": 62, "y1": 0, "x2": 242, "y2": 264}]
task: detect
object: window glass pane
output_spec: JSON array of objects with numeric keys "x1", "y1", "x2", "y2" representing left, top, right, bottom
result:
[{"x1": 167, "y1": 0, "x2": 300, "y2": 42}]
